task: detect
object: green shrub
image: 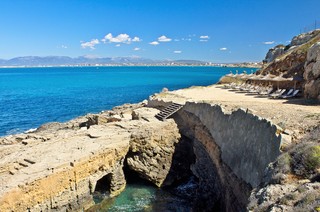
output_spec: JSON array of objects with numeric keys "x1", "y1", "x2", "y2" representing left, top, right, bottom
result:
[
  {"x1": 297, "y1": 185, "x2": 308, "y2": 193},
  {"x1": 298, "y1": 191, "x2": 318, "y2": 206},
  {"x1": 278, "y1": 153, "x2": 292, "y2": 173},
  {"x1": 290, "y1": 143, "x2": 320, "y2": 178},
  {"x1": 304, "y1": 145, "x2": 320, "y2": 172},
  {"x1": 279, "y1": 193, "x2": 296, "y2": 205}
]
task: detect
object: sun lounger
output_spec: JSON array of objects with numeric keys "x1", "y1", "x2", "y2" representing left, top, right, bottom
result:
[
  {"x1": 269, "y1": 89, "x2": 286, "y2": 98},
  {"x1": 234, "y1": 83, "x2": 246, "y2": 90},
  {"x1": 248, "y1": 85, "x2": 262, "y2": 93},
  {"x1": 240, "y1": 84, "x2": 254, "y2": 91},
  {"x1": 259, "y1": 87, "x2": 273, "y2": 95},
  {"x1": 281, "y1": 90, "x2": 300, "y2": 98},
  {"x1": 279, "y1": 88, "x2": 294, "y2": 98},
  {"x1": 230, "y1": 82, "x2": 241, "y2": 89},
  {"x1": 224, "y1": 82, "x2": 235, "y2": 89}
]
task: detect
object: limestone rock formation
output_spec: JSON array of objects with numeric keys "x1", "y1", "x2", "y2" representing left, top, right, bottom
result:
[
  {"x1": 264, "y1": 45, "x2": 285, "y2": 63},
  {"x1": 304, "y1": 42, "x2": 320, "y2": 100},
  {"x1": 248, "y1": 182, "x2": 320, "y2": 211},
  {"x1": 148, "y1": 98, "x2": 285, "y2": 211},
  {"x1": 291, "y1": 29, "x2": 320, "y2": 46},
  {"x1": 258, "y1": 29, "x2": 320, "y2": 100},
  {"x1": 126, "y1": 119, "x2": 180, "y2": 187},
  {"x1": 0, "y1": 104, "x2": 180, "y2": 211},
  {"x1": 248, "y1": 126, "x2": 320, "y2": 211},
  {"x1": 259, "y1": 30, "x2": 320, "y2": 76}
]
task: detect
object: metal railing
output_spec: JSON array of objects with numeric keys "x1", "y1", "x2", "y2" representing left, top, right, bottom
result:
[{"x1": 300, "y1": 20, "x2": 320, "y2": 33}]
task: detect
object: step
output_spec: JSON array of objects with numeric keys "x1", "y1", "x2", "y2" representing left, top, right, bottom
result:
[{"x1": 155, "y1": 103, "x2": 184, "y2": 121}]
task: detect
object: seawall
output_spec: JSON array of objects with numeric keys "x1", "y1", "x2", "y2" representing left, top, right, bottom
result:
[
  {"x1": 181, "y1": 102, "x2": 281, "y2": 188},
  {"x1": 149, "y1": 99, "x2": 283, "y2": 211}
]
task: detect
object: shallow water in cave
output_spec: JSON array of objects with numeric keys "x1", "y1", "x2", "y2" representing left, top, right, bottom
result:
[{"x1": 89, "y1": 176, "x2": 198, "y2": 212}]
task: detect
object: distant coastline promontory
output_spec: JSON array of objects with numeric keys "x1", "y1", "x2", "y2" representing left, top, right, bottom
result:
[{"x1": 0, "y1": 56, "x2": 262, "y2": 68}]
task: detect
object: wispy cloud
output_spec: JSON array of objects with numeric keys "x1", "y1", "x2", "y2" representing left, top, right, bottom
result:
[
  {"x1": 182, "y1": 38, "x2": 192, "y2": 41},
  {"x1": 200, "y1": 35, "x2": 210, "y2": 39},
  {"x1": 174, "y1": 50, "x2": 182, "y2": 54},
  {"x1": 57, "y1": 45, "x2": 68, "y2": 49},
  {"x1": 158, "y1": 35, "x2": 172, "y2": 42},
  {"x1": 174, "y1": 39, "x2": 180, "y2": 42},
  {"x1": 81, "y1": 39, "x2": 99, "y2": 49},
  {"x1": 115, "y1": 44, "x2": 121, "y2": 47},
  {"x1": 149, "y1": 41, "x2": 159, "y2": 46},
  {"x1": 132, "y1": 37, "x2": 141, "y2": 42},
  {"x1": 263, "y1": 41, "x2": 275, "y2": 45},
  {"x1": 220, "y1": 47, "x2": 228, "y2": 51},
  {"x1": 102, "y1": 33, "x2": 141, "y2": 44},
  {"x1": 200, "y1": 40, "x2": 208, "y2": 42},
  {"x1": 133, "y1": 47, "x2": 141, "y2": 51}
]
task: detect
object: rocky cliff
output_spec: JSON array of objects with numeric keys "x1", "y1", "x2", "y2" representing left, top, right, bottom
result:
[
  {"x1": 258, "y1": 29, "x2": 320, "y2": 100},
  {"x1": 148, "y1": 97, "x2": 288, "y2": 211},
  {"x1": 304, "y1": 42, "x2": 320, "y2": 99},
  {"x1": 263, "y1": 45, "x2": 285, "y2": 64},
  {"x1": 248, "y1": 126, "x2": 320, "y2": 211},
  {"x1": 0, "y1": 104, "x2": 180, "y2": 211}
]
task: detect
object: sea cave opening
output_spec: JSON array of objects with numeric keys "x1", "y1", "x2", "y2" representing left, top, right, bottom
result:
[{"x1": 92, "y1": 173, "x2": 113, "y2": 204}]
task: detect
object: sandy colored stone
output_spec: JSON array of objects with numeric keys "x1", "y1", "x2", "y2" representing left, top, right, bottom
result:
[
  {"x1": 150, "y1": 84, "x2": 320, "y2": 135},
  {"x1": 0, "y1": 106, "x2": 180, "y2": 211}
]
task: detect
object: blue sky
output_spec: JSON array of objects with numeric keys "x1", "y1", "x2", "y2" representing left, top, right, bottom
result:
[{"x1": 1, "y1": 0, "x2": 320, "y2": 63}]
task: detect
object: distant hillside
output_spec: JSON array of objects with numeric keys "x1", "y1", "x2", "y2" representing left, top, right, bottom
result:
[{"x1": 0, "y1": 56, "x2": 208, "y2": 67}]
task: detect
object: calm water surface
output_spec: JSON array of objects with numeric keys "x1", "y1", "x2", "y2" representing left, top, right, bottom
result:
[{"x1": 0, "y1": 66, "x2": 251, "y2": 136}]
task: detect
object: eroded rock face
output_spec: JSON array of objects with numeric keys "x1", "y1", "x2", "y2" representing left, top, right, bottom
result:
[
  {"x1": 304, "y1": 42, "x2": 320, "y2": 100},
  {"x1": 167, "y1": 102, "x2": 284, "y2": 211},
  {"x1": 0, "y1": 104, "x2": 180, "y2": 211},
  {"x1": 126, "y1": 119, "x2": 181, "y2": 187},
  {"x1": 259, "y1": 49, "x2": 307, "y2": 77},
  {"x1": 181, "y1": 102, "x2": 282, "y2": 188},
  {"x1": 257, "y1": 30, "x2": 320, "y2": 99},
  {"x1": 291, "y1": 30, "x2": 320, "y2": 46},
  {"x1": 264, "y1": 45, "x2": 285, "y2": 63},
  {"x1": 248, "y1": 182, "x2": 320, "y2": 211}
]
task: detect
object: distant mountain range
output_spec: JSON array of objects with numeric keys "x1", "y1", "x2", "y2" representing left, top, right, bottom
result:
[{"x1": 0, "y1": 56, "x2": 209, "y2": 67}]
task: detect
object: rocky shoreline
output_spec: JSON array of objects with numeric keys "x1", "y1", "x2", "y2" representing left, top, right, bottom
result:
[
  {"x1": 0, "y1": 83, "x2": 319, "y2": 211},
  {"x1": 0, "y1": 103, "x2": 181, "y2": 211},
  {"x1": 0, "y1": 30, "x2": 319, "y2": 212},
  {"x1": 0, "y1": 92, "x2": 305, "y2": 211}
]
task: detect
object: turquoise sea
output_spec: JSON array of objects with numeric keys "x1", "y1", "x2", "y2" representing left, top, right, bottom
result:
[
  {"x1": 0, "y1": 66, "x2": 253, "y2": 210},
  {"x1": 0, "y1": 66, "x2": 251, "y2": 137}
]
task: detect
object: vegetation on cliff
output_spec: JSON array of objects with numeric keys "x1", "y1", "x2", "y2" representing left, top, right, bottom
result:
[{"x1": 249, "y1": 126, "x2": 320, "y2": 211}]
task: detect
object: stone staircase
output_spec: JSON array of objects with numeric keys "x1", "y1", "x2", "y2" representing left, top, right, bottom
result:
[{"x1": 155, "y1": 103, "x2": 184, "y2": 121}]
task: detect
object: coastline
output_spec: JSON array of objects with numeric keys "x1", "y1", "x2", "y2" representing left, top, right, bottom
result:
[
  {"x1": 0, "y1": 63, "x2": 262, "y2": 69},
  {"x1": 1, "y1": 82, "x2": 318, "y2": 138},
  {"x1": 0, "y1": 82, "x2": 319, "y2": 211}
]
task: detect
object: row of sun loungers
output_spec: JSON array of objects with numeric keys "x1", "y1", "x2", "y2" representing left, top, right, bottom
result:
[{"x1": 223, "y1": 83, "x2": 300, "y2": 99}]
